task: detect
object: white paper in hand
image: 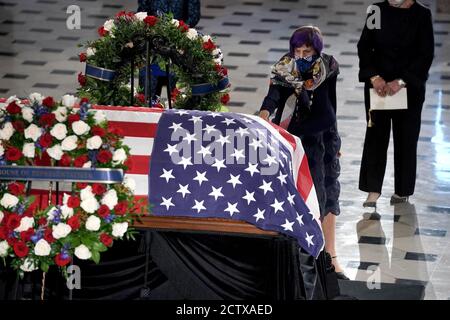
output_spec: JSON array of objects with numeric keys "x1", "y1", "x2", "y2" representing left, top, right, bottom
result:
[{"x1": 370, "y1": 88, "x2": 407, "y2": 110}]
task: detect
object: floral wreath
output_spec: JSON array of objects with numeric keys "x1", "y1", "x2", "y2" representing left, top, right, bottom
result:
[
  {"x1": 0, "y1": 93, "x2": 145, "y2": 277},
  {"x1": 77, "y1": 11, "x2": 230, "y2": 111}
]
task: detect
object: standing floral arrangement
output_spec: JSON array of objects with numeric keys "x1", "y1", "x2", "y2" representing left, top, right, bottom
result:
[
  {"x1": 78, "y1": 11, "x2": 230, "y2": 111},
  {"x1": 0, "y1": 94, "x2": 145, "y2": 277}
]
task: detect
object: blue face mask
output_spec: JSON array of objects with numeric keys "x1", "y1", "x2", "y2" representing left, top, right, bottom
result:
[{"x1": 295, "y1": 55, "x2": 319, "y2": 73}]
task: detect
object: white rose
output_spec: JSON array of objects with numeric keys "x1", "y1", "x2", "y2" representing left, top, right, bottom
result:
[
  {"x1": 75, "y1": 244, "x2": 92, "y2": 260},
  {"x1": 87, "y1": 136, "x2": 102, "y2": 150},
  {"x1": 0, "y1": 241, "x2": 9, "y2": 258},
  {"x1": 72, "y1": 120, "x2": 90, "y2": 136},
  {"x1": 34, "y1": 239, "x2": 51, "y2": 257},
  {"x1": 52, "y1": 223, "x2": 72, "y2": 239},
  {"x1": 50, "y1": 123, "x2": 67, "y2": 140},
  {"x1": 0, "y1": 210, "x2": 3, "y2": 223},
  {"x1": 103, "y1": 19, "x2": 115, "y2": 32},
  {"x1": 53, "y1": 106, "x2": 68, "y2": 122},
  {"x1": 14, "y1": 216, "x2": 35, "y2": 233},
  {"x1": 6, "y1": 95, "x2": 19, "y2": 104},
  {"x1": 171, "y1": 18, "x2": 179, "y2": 27},
  {"x1": 86, "y1": 47, "x2": 96, "y2": 57},
  {"x1": 80, "y1": 197, "x2": 99, "y2": 214},
  {"x1": 20, "y1": 258, "x2": 38, "y2": 272},
  {"x1": 112, "y1": 222, "x2": 128, "y2": 238},
  {"x1": 0, "y1": 142, "x2": 4, "y2": 157},
  {"x1": 24, "y1": 123, "x2": 42, "y2": 142},
  {"x1": 82, "y1": 161, "x2": 92, "y2": 168},
  {"x1": 22, "y1": 107, "x2": 34, "y2": 122},
  {"x1": 202, "y1": 35, "x2": 212, "y2": 42},
  {"x1": 85, "y1": 216, "x2": 101, "y2": 231},
  {"x1": 80, "y1": 186, "x2": 94, "y2": 201},
  {"x1": 60, "y1": 205, "x2": 74, "y2": 219},
  {"x1": 214, "y1": 58, "x2": 222, "y2": 65},
  {"x1": 101, "y1": 189, "x2": 118, "y2": 210},
  {"x1": 47, "y1": 144, "x2": 63, "y2": 160},
  {"x1": 61, "y1": 94, "x2": 76, "y2": 107},
  {"x1": 0, "y1": 122, "x2": 15, "y2": 140},
  {"x1": 92, "y1": 110, "x2": 106, "y2": 124},
  {"x1": 0, "y1": 193, "x2": 19, "y2": 209},
  {"x1": 135, "y1": 12, "x2": 147, "y2": 21},
  {"x1": 186, "y1": 28, "x2": 198, "y2": 40},
  {"x1": 125, "y1": 41, "x2": 134, "y2": 48},
  {"x1": 28, "y1": 92, "x2": 44, "y2": 104},
  {"x1": 123, "y1": 176, "x2": 136, "y2": 192},
  {"x1": 61, "y1": 135, "x2": 78, "y2": 151},
  {"x1": 22, "y1": 143, "x2": 35, "y2": 158},
  {"x1": 112, "y1": 148, "x2": 127, "y2": 164}
]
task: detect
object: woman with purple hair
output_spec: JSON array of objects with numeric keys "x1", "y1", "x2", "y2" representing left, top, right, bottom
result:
[{"x1": 259, "y1": 26, "x2": 347, "y2": 280}]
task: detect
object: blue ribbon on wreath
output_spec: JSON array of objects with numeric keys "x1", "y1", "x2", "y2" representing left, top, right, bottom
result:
[
  {"x1": 85, "y1": 64, "x2": 117, "y2": 81},
  {"x1": 191, "y1": 76, "x2": 230, "y2": 96}
]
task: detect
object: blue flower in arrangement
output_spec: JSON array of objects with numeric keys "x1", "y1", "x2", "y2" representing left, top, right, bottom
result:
[
  {"x1": 16, "y1": 203, "x2": 26, "y2": 215},
  {"x1": 88, "y1": 150, "x2": 98, "y2": 167},
  {"x1": 78, "y1": 101, "x2": 91, "y2": 120},
  {"x1": 104, "y1": 214, "x2": 115, "y2": 224}
]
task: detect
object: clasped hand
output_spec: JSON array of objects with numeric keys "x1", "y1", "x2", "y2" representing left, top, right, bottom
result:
[{"x1": 372, "y1": 77, "x2": 404, "y2": 97}]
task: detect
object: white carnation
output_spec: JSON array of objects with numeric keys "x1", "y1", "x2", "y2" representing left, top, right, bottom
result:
[
  {"x1": 53, "y1": 106, "x2": 68, "y2": 122},
  {"x1": 47, "y1": 144, "x2": 63, "y2": 160},
  {"x1": 28, "y1": 92, "x2": 44, "y2": 104},
  {"x1": 202, "y1": 35, "x2": 212, "y2": 42},
  {"x1": 86, "y1": 47, "x2": 96, "y2": 57},
  {"x1": 61, "y1": 135, "x2": 78, "y2": 151},
  {"x1": 103, "y1": 19, "x2": 115, "y2": 32},
  {"x1": 22, "y1": 107, "x2": 34, "y2": 122},
  {"x1": 112, "y1": 222, "x2": 128, "y2": 238},
  {"x1": 123, "y1": 176, "x2": 136, "y2": 192},
  {"x1": 101, "y1": 189, "x2": 118, "y2": 210},
  {"x1": 61, "y1": 94, "x2": 76, "y2": 107},
  {"x1": 92, "y1": 110, "x2": 106, "y2": 124},
  {"x1": 135, "y1": 12, "x2": 147, "y2": 21},
  {"x1": 72, "y1": 120, "x2": 90, "y2": 136},
  {"x1": 74, "y1": 244, "x2": 92, "y2": 260},
  {"x1": 20, "y1": 258, "x2": 38, "y2": 272},
  {"x1": 0, "y1": 122, "x2": 15, "y2": 140},
  {"x1": 80, "y1": 197, "x2": 99, "y2": 214},
  {"x1": 52, "y1": 223, "x2": 72, "y2": 239},
  {"x1": 85, "y1": 215, "x2": 101, "y2": 231},
  {"x1": 34, "y1": 239, "x2": 51, "y2": 257},
  {"x1": 60, "y1": 205, "x2": 74, "y2": 219},
  {"x1": 14, "y1": 216, "x2": 35, "y2": 233},
  {"x1": 186, "y1": 28, "x2": 198, "y2": 40},
  {"x1": 24, "y1": 123, "x2": 42, "y2": 142},
  {"x1": 50, "y1": 123, "x2": 67, "y2": 140},
  {"x1": 87, "y1": 135, "x2": 102, "y2": 150},
  {"x1": 80, "y1": 186, "x2": 95, "y2": 201},
  {"x1": 171, "y1": 19, "x2": 179, "y2": 27},
  {"x1": 0, "y1": 193, "x2": 19, "y2": 209},
  {"x1": 112, "y1": 148, "x2": 127, "y2": 164},
  {"x1": 0, "y1": 241, "x2": 9, "y2": 258}
]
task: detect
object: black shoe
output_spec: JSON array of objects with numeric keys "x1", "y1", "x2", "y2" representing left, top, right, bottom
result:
[
  {"x1": 390, "y1": 194, "x2": 408, "y2": 205},
  {"x1": 363, "y1": 201, "x2": 377, "y2": 208},
  {"x1": 336, "y1": 272, "x2": 350, "y2": 280}
]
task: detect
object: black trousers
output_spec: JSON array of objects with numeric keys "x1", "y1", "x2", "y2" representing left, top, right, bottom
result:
[{"x1": 359, "y1": 84, "x2": 425, "y2": 197}]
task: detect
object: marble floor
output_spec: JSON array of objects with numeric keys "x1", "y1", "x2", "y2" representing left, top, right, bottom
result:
[{"x1": 1, "y1": 0, "x2": 450, "y2": 299}]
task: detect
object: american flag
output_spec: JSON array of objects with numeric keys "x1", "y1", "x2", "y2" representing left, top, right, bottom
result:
[{"x1": 0, "y1": 100, "x2": 324, "y2": 258}]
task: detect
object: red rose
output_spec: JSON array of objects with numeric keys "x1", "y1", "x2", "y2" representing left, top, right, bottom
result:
[
  {"x1": 13, "y1": 241, "x2": 29, "y2": 258},
  {"x1": 34, "y1": 151, "x2": 51, "y2": 166},
  {"x1": 76, "y1": 182, "x2": 88, "y2": 189},
  {"x1": 55, "y1": 253, "x2": 71, "y2": 267},
  {"x1": 79, "y1": 52, "x2": 87, "y2": 62},
  {"x1": 12, "y1": 120, "x2": 25, "y2": 133},
  {"x1": 92, "y1": 183, "x2": 106, "y2": 195},
  {"x1": 7, "y1": 237, "x2": 18, "y2": 246},
  {"x1": 91, "y1": 126, "x2": 106, "y2": 137},
  {"x1": 68, "y1": 114, "x2": 80, "y2": 125},
  {"x1": 42, "y1": 96, "x2": 55, "y2": 108},
  {"x1": 220, "y1": 93, "x2": 230, "y2": 105},
  {"x1": 44, "y1": 228, "x2": 55, "y2": 243},
  {"x1": 136, "y1": 93, "x2": 146, "y2": 104},
  {"x1": 38, "y1": 132, "x2": 53, "y2": 148},
  {"x1": 115, "y1": 10, "x2": 126, "y2": 18},
  {"x1": 8, "y1": 182, "x2": 25, "y2": 196},
  {"x1": 178, "y1": 20, "x2": 189, "y2": 32},
  {"x1": 80, "y1": 97, "x2": 89, "y2": 105},
  {"x1": 6, "y1": 101, "x2": 21, "y2": 114},
  {"x1": 100, "y1": 233, "x2": 113, "y2": 247},
  {"x1": 171, "y1": 88, "x2": 181, "y2": 101},
  {"x1": 20, "y1": 228, "x2": 34, "y2": 242},
  {"x1": 39, "y1": 113, "x2": 56, "y2": 127},
  {"x1": 202, "y1": 39, "x2": 216, "y2": 52},
  {"x1": 97, "y1": 150, "x2": 112, "y2": 163},
  {"x1": 78, "y1": 72, "x2": 87, "y2": 86},
  {"x1": 0, "y1": 226, "x2": 8, "y2": 240},
  {"x1": 97, "y1": 26, "x2": 108, "y2": 37},
  {"x1": 114, "y1": 201, "x2": 128, "y2": 216},
  {"x1": 221, "y1": 67, "x2": 228, "y2": 76},
  {"x1": 6, "y1": 214, "x2": 21, "y2": 230},
  {"x1": 67, "y1": 215, "x2": 80, "y2": 230},
  {"x1": 38, "y1": 217, "x2": 47, "y2": 226},
  {"x1": 67, "y1": 196, "x2": 80, "y2": 208},
  {"x1": 59, "y1": 154, "x2": 72, "y2": 167},
  {"x1": 144, "y1": 15, "x2": 158, "y2": 27},
  {"x1": 74, "y1": 155, "x2": 88, "y2": 167},
  {"x1": 98, "y1": 205, "x2": 110, "y2": 218},
  {"x1": 5, "y1": 147, "x2": 22, "y2": 161}
]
